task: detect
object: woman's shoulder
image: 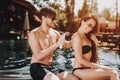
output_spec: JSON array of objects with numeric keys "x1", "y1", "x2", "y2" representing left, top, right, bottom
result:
[
  {"x1": 72, "y1": 32, "x2": 78, "y2": 37},
  {"x1": 91, "y1": 34, "x2": 98, "y2": 44},
  {"x1": 72, "y1": 32, "x2": 82, "y2": 39},
  {"x1": 71, "y1": 32, "x2": 82, "y2": 42}
]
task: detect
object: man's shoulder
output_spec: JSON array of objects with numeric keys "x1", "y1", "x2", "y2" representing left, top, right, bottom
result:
[
  {"x1": 28, "y1": 28, "x2": 39, "y2": 36},
  {"x1": 50, "y1": 28, "x2": 60, "y2": 35},
  {"x1": 31, "y1": 27, "x2": 39, "y2": 32}
]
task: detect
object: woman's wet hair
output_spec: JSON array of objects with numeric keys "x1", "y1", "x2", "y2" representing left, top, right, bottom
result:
[
  {"x1": 77, "y1": 14, "x2": 99, "y2": 63},
  {"x1": 82, "y1": 14, "x2": 99, "y2": 63},
  {"x1": 86, "y1": 34, "x2": 98, "y2": 63}
]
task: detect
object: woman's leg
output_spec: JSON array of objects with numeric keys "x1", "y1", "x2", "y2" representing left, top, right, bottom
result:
[
  {"x1": 57, "y1": 71, "x2": 80, "y2": 80},
  {"x1": 73, "y1": 68, "x2": 119, "y2": 80},
  {"x1": 44, "y1": 72, "x2": 60, "y2": 80},
  {"x1": 110, "y1": 69, "x2": 119, "y2": 80}
]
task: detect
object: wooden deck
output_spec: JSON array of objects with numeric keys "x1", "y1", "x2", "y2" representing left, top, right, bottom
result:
[
  {"x1": 97, "y1": 33, "x2": 120, "y2": 51},
  {"x1": 0, "y1": 64, "x2": 32, "y2": 80}
]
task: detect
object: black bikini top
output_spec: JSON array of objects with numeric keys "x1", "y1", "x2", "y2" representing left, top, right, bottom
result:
[{"x1": 82, "y1": 45, "x2": 92, "y2": 54}]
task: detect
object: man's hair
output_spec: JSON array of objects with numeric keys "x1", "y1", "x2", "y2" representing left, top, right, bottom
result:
[{"x1": 36, "y1": 6, "x2": 56, "y2": 21}]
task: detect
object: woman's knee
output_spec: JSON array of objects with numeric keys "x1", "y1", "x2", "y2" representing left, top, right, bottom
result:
[
  {"x1": 68, "y1": 73, "x2": 80, "y2": 80},
  {"x1": 110, "y1": 69, "x2": 119, "y2": 78},
  {"x1": 58, "y1": 71, "x2": 80, "y2": 80},
  {"x1": 44, "y1": 72, "x2": 60, "y2": 80}
]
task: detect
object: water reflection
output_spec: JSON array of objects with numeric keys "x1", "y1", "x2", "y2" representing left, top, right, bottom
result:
[
  {"x1": 0, "y1": 39, "x2": 29, "y2": 69},
  {"x1": 53, "y1": 48, "x2": 120, "y2": 75},
  {"x1": 2, "y1": 47, "x2": 119, "y2": 74},
  {"x1": 0, "y1": 42, "x2": 120, "y2": 79}
]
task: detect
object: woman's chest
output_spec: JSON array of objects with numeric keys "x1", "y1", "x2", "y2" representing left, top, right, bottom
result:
[{"x1": 83, "y1": 52, "x2": 92, "y2": 61}]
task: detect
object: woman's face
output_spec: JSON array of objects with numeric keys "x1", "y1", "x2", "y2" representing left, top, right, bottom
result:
[{"x1": 81, "y1": 19, "x2": 96, "y2": 34}]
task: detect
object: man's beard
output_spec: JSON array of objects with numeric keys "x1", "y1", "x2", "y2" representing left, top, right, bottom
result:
[{"x1": 46, "y1": 23, "x2": 55, "y2": 28}]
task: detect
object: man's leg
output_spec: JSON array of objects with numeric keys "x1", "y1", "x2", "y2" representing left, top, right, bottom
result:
[{"x1": 30, "y1": 63, "x2": 51, "y2": 80}]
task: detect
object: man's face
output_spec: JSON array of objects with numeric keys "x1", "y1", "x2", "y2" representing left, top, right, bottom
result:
[{"x1": 46, "y1": 17, "x2": 56, "y2": 28}]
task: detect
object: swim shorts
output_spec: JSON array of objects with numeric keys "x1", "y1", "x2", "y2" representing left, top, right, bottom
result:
[{"x1": 30, "y1": 63, "x2": 64, "y2": 80}]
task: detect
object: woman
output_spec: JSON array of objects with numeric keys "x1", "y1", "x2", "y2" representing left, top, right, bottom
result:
[{"x1": 71, "y1": 14, "x2": 119, "y2": 80}]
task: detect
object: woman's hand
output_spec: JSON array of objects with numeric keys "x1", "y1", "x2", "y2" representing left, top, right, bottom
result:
[{"x1": 98, "y1": 65, "x2": 113, "y2": 71}]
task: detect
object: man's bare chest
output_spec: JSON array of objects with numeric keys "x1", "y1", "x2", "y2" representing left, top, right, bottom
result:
[{"x1": 38, "y1": 35, "x2": 56, "y2": 49}]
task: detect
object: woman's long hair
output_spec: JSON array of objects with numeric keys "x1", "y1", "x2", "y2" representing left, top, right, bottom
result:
[
  {"x1": 86, "y1": 34, "x2": 98, "y2": 63},
  {"x1": 78, "y1": 14, "x2": 99, "y2": 35},
  {"x1": 79, "y1": 14, "x2": 99, "y2": 63}
]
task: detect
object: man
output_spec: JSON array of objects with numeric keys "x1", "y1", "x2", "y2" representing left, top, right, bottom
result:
[{"x1": 28, "y1": 6, "x2": 79, "y2": 80}]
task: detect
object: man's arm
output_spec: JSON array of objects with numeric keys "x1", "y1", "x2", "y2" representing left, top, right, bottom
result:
[{"x1": 28, "y1": 31, "x2": 65, "y2": 61}]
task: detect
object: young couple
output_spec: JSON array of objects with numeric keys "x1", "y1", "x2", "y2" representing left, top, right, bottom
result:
[{"x1": 28, "y1": 6, "x2": 119, "y2": 80}]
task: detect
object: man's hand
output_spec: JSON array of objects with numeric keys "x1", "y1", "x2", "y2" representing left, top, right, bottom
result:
[{"x1": 57, "y1": 33, "x2": 65, "y2": 48}]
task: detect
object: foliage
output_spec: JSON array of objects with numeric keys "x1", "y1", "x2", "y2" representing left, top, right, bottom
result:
[
  {"x1": 50, "y1": 3, "x2": 67, "y2": 32},
  {"x1": 91, "y1": 0, "x2": 98, "y2": 14},
  {"x1": 31, "y1": 0, "x2": 77, "y2": 33},
  {"x1": 78, "y1": 0, "x2": 89, "y2": 18},
  {"x1": 100, "y1": 9, "x2": 116, "y2": 21}
]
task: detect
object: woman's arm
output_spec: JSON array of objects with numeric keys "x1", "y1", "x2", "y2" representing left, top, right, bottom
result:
[{"x1": 72, "y1": 33, "x2": 100, "y2": 68}]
